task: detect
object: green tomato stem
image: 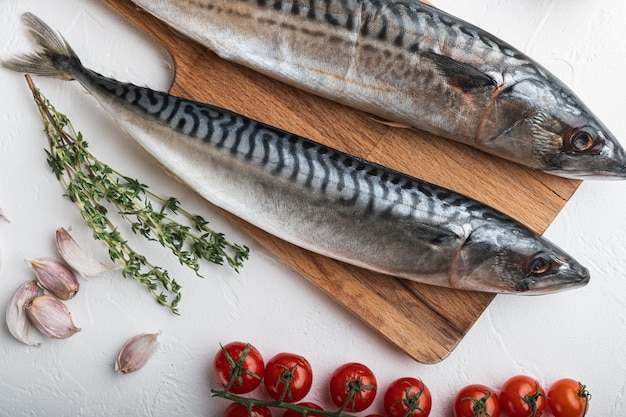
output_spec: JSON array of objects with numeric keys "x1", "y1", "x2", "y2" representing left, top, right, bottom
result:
[
  {"x1": 217, "y1": 345, "x2": 354, "y2": 417},
  {"x1": 577, "y1": 382, "x2": 591, "y2": 417},
  {"x1": 521, "y1": 381, "x2": 546, "y2": 417},
  {"x1": 336, "y1": 377, "x2": 376, "y2": 413},
  {"x1": 211, "y1": 390, "x2": 353, "y2": 417},
  {"x1": 460, "y1": 389, "x2": 493, "y2": 417}
]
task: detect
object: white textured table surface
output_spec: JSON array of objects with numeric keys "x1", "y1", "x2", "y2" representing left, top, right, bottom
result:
[{"x1": 1, "y1": 0, "x2": 625, "y2": 416}]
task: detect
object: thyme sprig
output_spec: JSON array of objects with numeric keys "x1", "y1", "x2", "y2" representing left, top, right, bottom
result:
[{"x1": 25, "y1": 75, "x2": 249, "y2": 314}]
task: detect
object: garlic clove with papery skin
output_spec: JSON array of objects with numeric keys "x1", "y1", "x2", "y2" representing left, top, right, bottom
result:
[
  {"x1": 115, "y1": 331, "x2": 161, "y2": 374},
  {"x1": 6, "y1": 281, "x2": 41, "y2": 346},
  {"x1": 27, "y1": 257, "x2": 79, "y2": 300},
  {"x1": 56, "y1": 227, "x2": 117, "y2": 277},
  {"x1": 25, "y1": 295, "x2": 80, "y2": 339}
]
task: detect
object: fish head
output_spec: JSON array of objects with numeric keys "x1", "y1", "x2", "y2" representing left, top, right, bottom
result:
[
  {"x1": 475, "y1": 72, "x2": 626, "y2": 179},
  {"x1": 450, "y1": 221, "x2": 590, "y2": 294}
]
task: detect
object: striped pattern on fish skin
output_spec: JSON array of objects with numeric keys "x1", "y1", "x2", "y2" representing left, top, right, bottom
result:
[
  {"x1": 86, "y1": 64, "x2": 481, "y2": 277},
  {"x1": 131, "y1": 0, "x2": 626, "y2": 179},
  {"x1": 1, "y1": 13, "x2": 590, "y2": 294},
  {"x1": 130, "y1": 0, "x2": 513, "y2": 138}
]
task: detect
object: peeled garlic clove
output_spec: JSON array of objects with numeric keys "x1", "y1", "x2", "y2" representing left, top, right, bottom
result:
[
  {"x1": 6, "y1": 281, "x2": 41, "y2": 346},
  {"x1": 115, "y1": 331, "x2": 161, "y2": 374},
  {"x1": 25, "y1": 295, "x2": 80, "y2": 339},
  {"x1": 56, "y1": 227, "x2": 117, "y2": 277},
  {"x1": 27, "y1": 257, "x2": 79, "y2": 300}
]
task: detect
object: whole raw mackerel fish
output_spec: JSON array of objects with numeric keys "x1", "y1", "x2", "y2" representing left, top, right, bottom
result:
[
  {"x1": 129, "y1": 0, "x2": 626, "y2": 179},
  {"x1": 2, "y1": 13, "x2": 590, "y2": 294}
]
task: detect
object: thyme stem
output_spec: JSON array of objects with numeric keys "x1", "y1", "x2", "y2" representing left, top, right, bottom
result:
[{"x1": 25, "y1": 75, "x2": 249, "y2": 314}]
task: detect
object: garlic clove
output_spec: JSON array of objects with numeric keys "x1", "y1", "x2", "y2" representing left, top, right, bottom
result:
[
  {"x1": 6, "y1": 281, "x2": 41, "y2": 346},
  {"x1": 25, "y1": 295, "x2": 80, "y2": 339},
  {"x1": 56, "y1": 227, "x2": 117, "y2": 277},
  {"x1": 115, "y1": 331, "x2": 161, "y2": 374},
  {"x1": 27, "y1": 257, "x2": 79, "y2": 300}
]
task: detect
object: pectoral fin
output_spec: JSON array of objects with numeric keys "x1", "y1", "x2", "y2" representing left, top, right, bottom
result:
[
  {"x1": 423, "y1": 52, "x2": 496, "y2": 92},
  {"x1": 402, "y1": 219, "x2": 462, "y2": 246},
  {"x1": 370, "y1": 117, "x2": 413, "y2": 129}
]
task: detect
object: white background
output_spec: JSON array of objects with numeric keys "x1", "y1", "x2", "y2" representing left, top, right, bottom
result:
[{"x1": 1, "y1": 0, "x2": 625, "y2": 416}]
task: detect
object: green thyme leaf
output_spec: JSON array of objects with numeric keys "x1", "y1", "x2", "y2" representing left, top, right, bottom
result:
[{"x1": 25, "y1": 75, "x2": 249, "y2": 314}]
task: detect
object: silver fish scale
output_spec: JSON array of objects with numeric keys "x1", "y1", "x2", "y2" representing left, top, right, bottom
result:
[
  {"x1": 80, "y1": 66, "x2": 514, "y2": 235},
  {"x1": 231, "y1": 0, "x2": 529, "y2": 68},
  {"x1": 174, "y1": 0, "x2": 542, "y2": 140},
  {"x1": 176, "y1": 0, "x2": 529, "y2": 77}
]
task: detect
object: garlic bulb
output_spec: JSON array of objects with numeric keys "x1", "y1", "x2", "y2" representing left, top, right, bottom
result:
[
  {"x1": 27, "y1": 257, "x2": 79, "y2": 300},
  {"x1": 56, "y1": 227, "x2": 117, "y2": 277},
  {"x1": 6, "y1": 281, "x2": 41, "y2": 346},
  {"x1": 115, "y1": 331, "x2": 161, "y2": 374},
  {"x1": 25, "y1": 295, "x2": 80, "y2": 339}
]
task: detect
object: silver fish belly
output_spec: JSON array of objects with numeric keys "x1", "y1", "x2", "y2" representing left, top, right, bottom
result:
[
  {"x1": 1, "y1": 13, "x2": 590, "y2": 294},
  {"x1": 129, "y1": 0, "x2": 626, "y2": 179}
]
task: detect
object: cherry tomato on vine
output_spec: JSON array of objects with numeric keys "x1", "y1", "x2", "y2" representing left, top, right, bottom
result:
[
  {"x1": 263, "y1": 352, "x2": 313, "y2": 402},
  {"x1": 453, "y1": 384, "x2": 500, "y2": 417},
  {"x1": 282, "y1": 402, "x2": 324, "y2": 417},
  {"x1": 213, "y1": 342, "x2": 265, "y2": 394},
  {"x1": 384, "y1": 377, "x2": 432, "y2": 417},
  {"x1": 500, "y1": 375, "x2": 546, "y2": 417},
  {"x1": 328, "y1": 362, "x2": 377, "y2": 412},
  {"x1": 547, "y1": 378, "x2": 591, "y2": 417},
  {"x1": 223, "y1": 402, "x2": 272, "y2": 417}
]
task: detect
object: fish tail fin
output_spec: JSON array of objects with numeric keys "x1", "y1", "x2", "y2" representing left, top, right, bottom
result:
[{"x1": 2, "y1": 12, "x2": 81, "y2": 80}]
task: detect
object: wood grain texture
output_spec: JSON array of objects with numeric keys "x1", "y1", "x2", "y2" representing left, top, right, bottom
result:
[{"x1": 101, "y1": 0, "x2": 580, "y2": 363}]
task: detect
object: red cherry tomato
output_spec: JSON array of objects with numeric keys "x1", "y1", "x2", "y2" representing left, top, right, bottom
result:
[
  {"x1": 547, "y1": 379, "x2": 591, "y2": 417},
  {"x1": 384, "y1": 377, "x2": 432, "y2": 417},
  {"x1": 328, "y1": 362, "x2": 377, "y2": 412},
  {"x1": 223, "y1": 402, "x2": 272, "y2": 417},
  {"x1": 282, "y1": 402, "x2": 324, "y2": 417},
  {"x1": 453, "y1": 384, "x2": 500, "y2": 417},
  {"x1": 500, "y1": 375, "x2": 546, "y2": 417},
  {"x1": 213, "y1": 342, "x2": 265, "y2": 394},
  {"x1": 263, "y1": 352, "x2": 313, "y2": 402}
]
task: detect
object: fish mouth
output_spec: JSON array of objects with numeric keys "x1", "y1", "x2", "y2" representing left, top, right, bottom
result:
[
  {"x1": 523, "y1": 264, "x2": 591, "y2": 295},
  {"x1": 550, "y1": 137, "x2": 626, "y2": 180},
  {"x1": 551, "y1": 169, "x2": 626, "y2": 180}
]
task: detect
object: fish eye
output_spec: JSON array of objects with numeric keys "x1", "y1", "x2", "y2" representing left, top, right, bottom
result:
[
  {"x1": 531, "y1": 257, "x2": 550, "y2": 275},
  {"x1": 563, "y1": 127, "x2": 602, "y2": 154},
  {"x1": 571, "y1": 131, "x2": 594, "y2": 151},
  {"x1": 523, "y1": 253, "x2": 560, "y2": 277}
]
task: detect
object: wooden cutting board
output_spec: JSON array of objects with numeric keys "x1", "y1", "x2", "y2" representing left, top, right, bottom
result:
[{"x1": 102, "y1": 0, "x2": 580, "y2": 363}]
